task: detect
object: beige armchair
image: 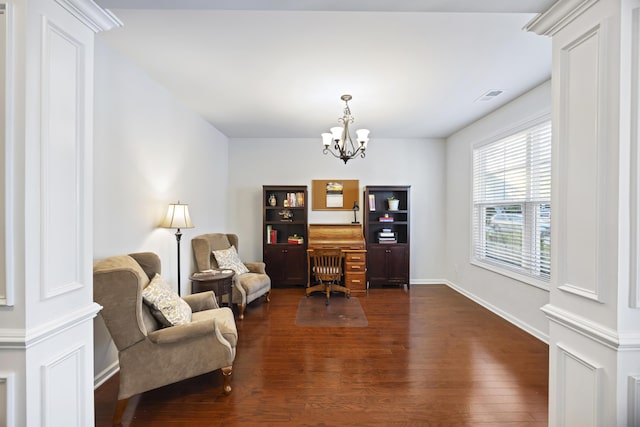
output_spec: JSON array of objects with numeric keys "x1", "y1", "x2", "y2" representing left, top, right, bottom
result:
[
  {"x1": 192, "y1": 233, "x2": 271, "y2": 319},
  {"x1": 93, "y1": 252, "x2": 237, "y2": 425}
]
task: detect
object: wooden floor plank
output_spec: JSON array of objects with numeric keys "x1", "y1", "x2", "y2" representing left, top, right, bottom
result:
[{"x1": 94, "y1": 285, "x2": 548, "y2": 426}]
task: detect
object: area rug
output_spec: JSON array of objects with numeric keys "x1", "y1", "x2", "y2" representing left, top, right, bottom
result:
[{"x1": 295, "y1": 295, "x2": 368, "y2": 327}]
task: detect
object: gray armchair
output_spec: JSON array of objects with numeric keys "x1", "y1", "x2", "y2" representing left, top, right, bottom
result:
[
  {"x1": 192, "y1": 233, "x2": 271, "y2": 319},
  {"x1": 93, "y1": 252, "x2": 237, "y2": 425}
]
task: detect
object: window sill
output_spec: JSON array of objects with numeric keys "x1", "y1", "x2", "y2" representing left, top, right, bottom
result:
[{"x1": 470, "y1": 259, "x2": 550, "y2": 291}]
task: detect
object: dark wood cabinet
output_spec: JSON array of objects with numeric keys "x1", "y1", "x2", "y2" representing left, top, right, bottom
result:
[
  {"x1": 366, "y1": 245, "x2": 409, "y2": 286},
  {"x1": 363, "y1": 186, "x2": 410, "y2": 288},
  {"x1": 264, "y1": 245, "x2": 307, "y2": 286},
  {"x1": 262, "y1": 185, "x2": 308, "y2": 286}
]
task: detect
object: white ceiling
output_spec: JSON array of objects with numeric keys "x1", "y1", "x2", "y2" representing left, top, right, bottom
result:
[{"x1": 95, "y1": 0, "x2": 554, "y2": 139}]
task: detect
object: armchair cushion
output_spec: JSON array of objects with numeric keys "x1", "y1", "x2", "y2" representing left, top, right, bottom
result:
[
  {"x1": 212, "y1": 246, "x2": 249, "y2": 275},
  {"x1": 141, "y1": 274, "x2": 192, "y2": 327}
]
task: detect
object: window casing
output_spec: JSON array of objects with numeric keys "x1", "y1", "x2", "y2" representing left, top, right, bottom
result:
[{"x1": 472, "y1": 119, "x2": 551, "y2": 284}]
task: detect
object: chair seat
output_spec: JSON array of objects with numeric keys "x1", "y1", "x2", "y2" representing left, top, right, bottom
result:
[{"x1": 238, "y1": 272, "x2": 271, "y2": 300}]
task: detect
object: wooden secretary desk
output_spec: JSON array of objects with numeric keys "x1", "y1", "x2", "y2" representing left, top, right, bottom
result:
[{"x1": 307, "y1": 224, "x2": 367, "y2": 293}]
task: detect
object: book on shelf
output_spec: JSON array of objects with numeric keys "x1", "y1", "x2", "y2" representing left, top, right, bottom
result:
[
  {"x1": 284, "y1": 192, "x2": 305, "y2": 207},
  {"x1": 368, "y1": 194, "x2": 376, "y2": 211},
  {"x1": 287, "y1": 234, "x2": 304, "y2": 244},
  {"x1": 378, "y1": 238, "x2": 397, "y2": 244},
  {"x1": 270, "y1": 229, "x2": 278, "y2": 244},
  {"x1": 379, "y1": 217, "x2": 394, "y2": 222},
  {"x1": 266, "y1": 225, "x2": 272, "y2": 243},
  {"x1": 378, "y1": 232, "x2": 396, "y2": 238}
]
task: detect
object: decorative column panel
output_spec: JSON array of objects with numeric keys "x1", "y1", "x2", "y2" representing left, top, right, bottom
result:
[
  {"x1": 527, "y1": 0, "x2": 640, "y2": 425},
  {"x1": 0, "y1": 0, "x2": 120, "y2": 425}
]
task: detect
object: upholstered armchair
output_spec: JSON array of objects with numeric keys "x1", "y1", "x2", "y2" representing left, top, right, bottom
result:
[
  {"x1": 93, "y1": 252, "x2": 237, "y2": 425},
  {"x1": 192, "y1": 233, "x2": 271, "y2": 319}
]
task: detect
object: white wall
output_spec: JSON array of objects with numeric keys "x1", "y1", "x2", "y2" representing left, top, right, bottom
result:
[
  {"x1": 227, "y1": 137, "x2": 447, "y2": 283},
  {"x1": 92, "y1": 40, "x2": 230, "y2": 381},
  {"x1": 445, "y1": 80, "x2": 552, "y2": 341}
]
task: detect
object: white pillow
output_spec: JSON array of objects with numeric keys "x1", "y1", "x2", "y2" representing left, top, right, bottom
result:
[
  {"x1": 212, "y1": 245, "x2": 249, "y2": 275},
  {"x1": 142, "y1": 274, "x2": 192, "y2": 327}
]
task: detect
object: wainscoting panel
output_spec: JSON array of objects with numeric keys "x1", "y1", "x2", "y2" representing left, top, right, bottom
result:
[
  {"x1": 631, "y1": 6, "x2": 640, "y2": 309},
  {"x1": 557, "y1": 20, "x2": 610, "y2": 303},
  {"x1": 39, "y1": 17, "x2": 85, "y2": 300},
  {"x1": 556, "y1": 343, "x2": 603, "y2": 427},
  {"x1": 630, "y1": 375, "x2": 640, "y2": 426},
  {"x1": 42, "y1": 345, "x2": 85, "y2": 427},
  {"x1": 0, "y1": 2, "x2": 14, "y2": 307},
  {"x1": 0, "y1": 372, "x2": 14, "y2": 427}
]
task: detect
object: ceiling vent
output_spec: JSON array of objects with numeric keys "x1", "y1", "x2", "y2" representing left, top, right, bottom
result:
[{"x1": 475, "y1": 89, "x2": 504, "y2": 102}]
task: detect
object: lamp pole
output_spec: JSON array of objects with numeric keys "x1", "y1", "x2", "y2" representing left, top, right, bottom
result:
[{"x1": 174, "y1": 228, "x2": 183, "y2": 295}]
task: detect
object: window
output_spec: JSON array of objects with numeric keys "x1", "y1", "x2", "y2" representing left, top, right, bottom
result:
[{"x1": 472, "y1": 118, "x2": 551, "y2": 283}]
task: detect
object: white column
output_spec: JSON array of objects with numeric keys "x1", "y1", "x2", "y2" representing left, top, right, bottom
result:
[
  {"x1": 527, "y1": 0, "x2": 640, "y2": 425},
  {"x1": 0, "y1": 0, "x2": 120, "y2": 425}
]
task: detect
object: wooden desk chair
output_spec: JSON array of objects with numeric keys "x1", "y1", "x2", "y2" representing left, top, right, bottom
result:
[{"x1": 306, "y1": 248, "x2": 350, "y2": 304}]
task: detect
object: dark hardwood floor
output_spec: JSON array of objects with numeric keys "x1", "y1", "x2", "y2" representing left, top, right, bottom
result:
[{"x1": 94, "y1": 285, "x2": 548, "y2": 426}]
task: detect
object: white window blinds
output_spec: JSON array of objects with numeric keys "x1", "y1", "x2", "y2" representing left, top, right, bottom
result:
[{"x1": 472, "y1": 120, "x2": 551, "y2": 282}]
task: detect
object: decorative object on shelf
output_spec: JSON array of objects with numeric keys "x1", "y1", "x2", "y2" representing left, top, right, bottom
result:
[
  {"x1": 268, "y1": 194, "x2": 277, "y2": 206},
  {"x1": 321, "y1": 94, "x2": 370, "y2": 164},
  {"x1": 379, "y1": 214, "x2": 394, "y2": 222},
  {"x1": 352, "y1": 201, "x2": 360, "y2": 224},
  {"x1": 278, "y1": 209, "x2": 294, "y2": 220},
  {"x1": 161, "y1": 201, "x2": 194, "y2": 295},
  {"x1": 387, "y1": 196, "x2": 399, "y2": 211}
]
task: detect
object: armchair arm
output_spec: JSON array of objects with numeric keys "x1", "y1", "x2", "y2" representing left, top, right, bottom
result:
[
  {"x1": 147, "y1": 319, "x2": 216, "y2": 344},
  {"x1": 244, "y1": 261, "x2": 266, "y2": 274},
  {"x1": 183, "y1": 291, "x2": 219, "y2": 311}
]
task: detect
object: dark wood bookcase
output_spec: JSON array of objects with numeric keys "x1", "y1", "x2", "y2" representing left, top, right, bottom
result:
[
  {"x1": 262, "y1": 185, "x2": 308, "y2": 286},
  {"x1": 363, "y1": 186, "x2": 410, "y2": 288}
]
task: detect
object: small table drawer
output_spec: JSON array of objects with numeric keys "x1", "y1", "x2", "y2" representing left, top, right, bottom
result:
[{"x1": 345, "y1": 262, "x2": 365, "y2": 273}]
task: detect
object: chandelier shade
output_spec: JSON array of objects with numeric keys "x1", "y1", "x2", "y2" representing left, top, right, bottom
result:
[{"x1": 322, "y1": 94, "x2": 369, "y2": 164}]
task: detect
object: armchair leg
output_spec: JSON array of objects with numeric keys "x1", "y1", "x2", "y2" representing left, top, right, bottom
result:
[
  {"x1": 221, "y1": 366, "x2": 233, "y2": 395},
  {"x1": 238, "y1": 303, "x2": 246, "y2": 320},
  {"x1": 112, "y1": 398, "x2": 129, "y2": 426},
  {"x1": 265, "y1": 290, "x2": 271, "y2": 303}
]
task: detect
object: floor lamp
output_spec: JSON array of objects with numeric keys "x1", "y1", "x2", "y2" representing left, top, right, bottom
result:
[{"x1": 161, "y1": 202, "x2": 194, "y2": 295}]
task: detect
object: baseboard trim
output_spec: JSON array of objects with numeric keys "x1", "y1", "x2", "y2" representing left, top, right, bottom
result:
[
  {"x1": 410, "y1": 279, "x2": 447, "y2": 285},
  {"x1": 445, "y1": 280, "x2": 549, "y2": 344},
  {"x1": 94, "y1": 360, "x2": 119, "y2": 389}
]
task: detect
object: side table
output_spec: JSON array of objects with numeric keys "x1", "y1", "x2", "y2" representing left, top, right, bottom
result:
[{"x1": 189, "y1": 270, "x2": 235, "y2": 308}]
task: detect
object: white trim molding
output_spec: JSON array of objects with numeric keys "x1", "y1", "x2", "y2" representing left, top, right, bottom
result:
[
  {"x1": 94, "y1": 360, "x2": 118, "y2": 389},
  {"x1": 0, "y1": 302, "x2": 101, "y2": 349},
  {"x1": 54, "y1": 0, "x2": 122, "y2": 33},
  {"x1": 525, "y1": 0, "x2": 599, "y2": 36},
  {"x1": 543, "y1": 304, "x2": 640, "y2": 351},
  {"x1": 630, "y1": 375, "x2": 640, "y2": 426}
]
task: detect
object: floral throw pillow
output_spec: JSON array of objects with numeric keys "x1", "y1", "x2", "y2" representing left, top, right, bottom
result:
[
  {"x1": 141, "y1": 274, "x2": 192, "y2": 327},
  {"x1": 212, "y1": 245, "x2": 249, "y2": 275}
]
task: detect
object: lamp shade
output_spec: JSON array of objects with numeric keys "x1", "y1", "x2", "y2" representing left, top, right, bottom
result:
[
  {"x1": 321, "y1": 133, "x2": 332, "y2": 147},
  {"x1": 161, "y1": 203, "x2": 194, "y2": 229}
]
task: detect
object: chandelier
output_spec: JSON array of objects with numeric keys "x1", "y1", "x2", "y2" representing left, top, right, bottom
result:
[{"x1": 321, "y1": 94, "x2": 370, "y2": 164}]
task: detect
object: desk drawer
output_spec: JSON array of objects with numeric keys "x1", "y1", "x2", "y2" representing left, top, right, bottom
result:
[
  {"x1": 345, "y1": 252, "x2": 365, "y2": 263},
  {"x1": 345, "y1": 272, "x2": 367, "y2": 291},
  {"x1": 345, "y1": 261, "x2": 365, "y2": 273}
]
